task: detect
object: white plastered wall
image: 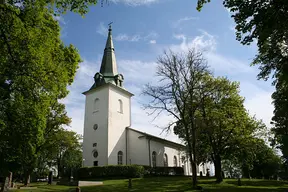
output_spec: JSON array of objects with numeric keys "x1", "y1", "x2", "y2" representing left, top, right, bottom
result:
[
  {"x1": 82, "y1": 87, "x2": 109, "y2": 167},
  {"x1": 107, "y1": 85, "x2": 132, "y2": 165}
]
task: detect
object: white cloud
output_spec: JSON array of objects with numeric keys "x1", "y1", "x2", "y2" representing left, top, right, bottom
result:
[
  {"x1": 172, "y1": 16, "x2": 199, "y2": 28},
  {"x1": 149, "y1": 40, "x2": 156, "y2": 44},
  {"x1": 115, "y1": 34, "x2": 141, "y2": 42},
  {"x1": 171, "y1": 31, "x2": 216, "y2": 53},
  {"x1": 178, "y1": 16, "x2": 198, "y2": 23},
  {"x1": 96, "y1": 22, "x2": 108, "y2": 36},
  {"x1": 114, "y1": 32, "x2": 158, "y2": 42},
  {"x1": 169, "y1": 31, "x2": 254, "y2": 74},
  {"x1": 240, "y1": 82, "x2": 274, "y2": 127},
  {"x1": 110, "y1": 0, "x2": 159, "y2": 6},
  {"x1": 97, "y1": 23, "x2": 158, "y2": 43}
]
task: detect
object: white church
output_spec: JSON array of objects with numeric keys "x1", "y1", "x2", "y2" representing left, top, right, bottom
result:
[{"x1": 82, "y1": 25, "x2": 210, "y2": 176}]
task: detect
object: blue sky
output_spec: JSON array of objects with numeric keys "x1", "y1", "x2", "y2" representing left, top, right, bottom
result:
[{"x1": 59, "y1": 0, "x2": 275, "y2": 143}]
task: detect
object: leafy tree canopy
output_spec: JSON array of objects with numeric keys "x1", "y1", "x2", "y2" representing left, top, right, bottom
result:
[
  {"x1": 196, "y1": 0, "x2": 288, "y2": 163},
  {"x1": 0, "y1": 0, "x2": 96, "y2": 182}
]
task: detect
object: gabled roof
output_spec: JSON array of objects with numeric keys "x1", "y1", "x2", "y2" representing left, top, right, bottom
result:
[{"x1": 126, "y1": 127, "x2": 185, "y2": 149}]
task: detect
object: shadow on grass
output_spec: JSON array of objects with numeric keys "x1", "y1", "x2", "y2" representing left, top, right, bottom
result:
[
  {"x1": 206, "y1": 187, "x2": 288, "y2": 192},
  {"x1": 12, "y1": 177, "x2": 288, "y2": 192},
  {"x1": 226, "y1": 180, "x2": 288, "y2": 187},
  {"x1": 80, "y1": 177, "x2": 194, "y2": 192}
]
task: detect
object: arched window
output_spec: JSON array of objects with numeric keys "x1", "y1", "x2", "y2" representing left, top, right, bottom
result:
[
  {"x1": 173, "y1": 156, "x2": 177, "y2": 167},
  {"x1": 117, "y1": 151, "x2": 123, "y2": 165},
  {"x1": 164, "y1": 153, "x2": 168, "y2": 167},
  {"x1": 94, "y1": 98, "x2": 99, "y2": 112},
  {"x1": 152, "y1": 151, "x2": 157, "y2": 167},
  {"x1": 118, "y1": 99, "x2": 123, "y2": 113}
]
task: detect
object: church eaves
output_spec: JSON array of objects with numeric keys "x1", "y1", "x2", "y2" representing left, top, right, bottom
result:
[{"x1": 89, "y1": 24, "x2": 124, "y2": 90}]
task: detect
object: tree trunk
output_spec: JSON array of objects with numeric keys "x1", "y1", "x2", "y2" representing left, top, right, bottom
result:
[
  {"x1": 187, "y1": 147, "x2": 197, "y2": 188},
  {"x1": 214, "y1": 155, "x2": 223, "y2": 183},
  {"x1": 191, "y1": 126, "x2": 197, "y2": 188},
  {"x1": 0, "y1": 176, "x2": 9, "y2": 192},
  {"x1": 57, "y1": 157, "x2": 61, "y2": 178},
  {"x1": 24, "y1": 173, "x2": 30, "y2": 186},
  {"x1": 185, "y1": 125, "x2": 197, "y2": 188},
  {"x1": 8, "y1": 172, "x2": 12, "y2": 188}
]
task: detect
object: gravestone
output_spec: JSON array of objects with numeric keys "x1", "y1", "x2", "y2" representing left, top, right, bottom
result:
[{"x1": 48, "y1": 171, "x2": 53, "y2": 185}]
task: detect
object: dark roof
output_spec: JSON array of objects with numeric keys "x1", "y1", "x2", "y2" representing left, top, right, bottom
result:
[{"x1": 127, "y1": 127, "x2": 185, "y2": 149}]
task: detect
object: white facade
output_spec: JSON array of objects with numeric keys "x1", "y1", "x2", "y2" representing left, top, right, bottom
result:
[
  {"x1": 82, "y1": 83, "x2": 132, "y2": 167},
  {"x1": 82, "y1": 26, "x2": 211, "y2": 176}
]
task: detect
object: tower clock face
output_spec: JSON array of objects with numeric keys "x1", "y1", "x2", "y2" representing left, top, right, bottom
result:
[{"x1": 93, "y1": 124, "x2": 98, "y2": 130}]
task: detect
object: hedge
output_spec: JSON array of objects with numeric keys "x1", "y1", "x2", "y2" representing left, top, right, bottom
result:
[
  {"x1": 144, "y1": 166, "x2": 184, "y2": 176},
  {"x1": 76, "y1": 165, "x2": 184, "y2": 180},
  {"x1": 77, "y1": 165, "x2": 145, "y2": 180}
]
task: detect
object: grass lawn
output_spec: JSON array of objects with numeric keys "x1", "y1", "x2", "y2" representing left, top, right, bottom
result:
[{"x1": 10, "y1": 177, "x2": 288, "y2": 192}]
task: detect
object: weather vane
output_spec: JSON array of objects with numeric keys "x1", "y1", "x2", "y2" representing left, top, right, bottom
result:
[{"x1": 108, "y1": 22, "x2": 113, "y2": 29}]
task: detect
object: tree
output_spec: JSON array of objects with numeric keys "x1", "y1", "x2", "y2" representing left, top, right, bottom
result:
[
  {"x1": 54, "y1": 129, "x2": 82, "y2": 178},
  {"x1": 61, "y1": 146, "x2": 82, "y2": 180},
  {"x1": 174, "y1": 76, "x2": 261, "y2": 182},
  {"x1": 142, "y1": 49, "x2": 213, "y2": 188},
  {"x1": 196, "y1": 77, "x2": 261, "y2": 182},
  {"x1": 35, "y1": 128, "x2": 82, "y2": 180},
  {"x1": 35, "y1": 101, "x2": 74, "y2": 179},
  {"x1": 0, "y1": 0, "x2": 100, "y2": 187},
  {"x1": 240, "y1": 138, "x2": 282, "y2": 179},
  {"x1": 196, "y1": 0, "x2": 288, "y2": 163}
]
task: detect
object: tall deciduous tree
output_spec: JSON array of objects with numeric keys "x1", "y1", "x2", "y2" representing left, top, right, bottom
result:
[
  {"x1": 143, "y1": 49, "x2": 212, "y2": 188},
  {"x1": 0, "y1": 0, "x2": 98, "y2": 187},
  {"x1": 240, "y1": 138, "x2": 282, "y2": 179},
  {"x1": 196, "y1": 0, "x2": 288, "y2": 163},
  {"x1": 197, "y1": 77, "x2": 260, "y2": 182},
  {"x1": 174, "y1": 76, "x2": 261, "y2": 182}
]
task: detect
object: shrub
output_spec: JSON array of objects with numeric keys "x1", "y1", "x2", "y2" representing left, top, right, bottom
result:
[
  {"x1": 77, "y1": 165, "x2": 145, "y2": 180},
  {"x1": 144, "y1": 166, "x2": 184, "y2": 176}
]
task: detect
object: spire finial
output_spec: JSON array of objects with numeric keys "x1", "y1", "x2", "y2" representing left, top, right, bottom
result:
[{"x1": 108, "y1": 22, "x2": 113, "y2": 31}]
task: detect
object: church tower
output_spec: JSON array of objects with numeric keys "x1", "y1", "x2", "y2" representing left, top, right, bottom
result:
[{"x1": 82, "y1": 25, "x2": 133, "y2": 167}]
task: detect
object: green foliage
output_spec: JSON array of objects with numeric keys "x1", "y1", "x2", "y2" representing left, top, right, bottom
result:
[
  {"x1": 222, "y1": 160, "x2": 242, "y2": 178},
  {"x1": 174, "y1": 76, "x2": 266, "y2": 183},
  {"x1": 4, "y1": 0, "x2": 99, "y2": 16},
  {"x1": 241, "y1": 139, "x2": 282, "y2": 179},
  {"x1": 0, "y1": 0, "x2": 91, "y2": 181},
  {"x1": 36, "y1": 127, "x2": 82, "y2": 179},
  {"x1": 144, "y1": 166, "x2": 184, "y2": 176},
  {"x1": 196, "y1": 0, "x2": 288, "y2": 162},
  {"x1": 77, "y1": 165, "x2": 145, "y2": 180}
]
